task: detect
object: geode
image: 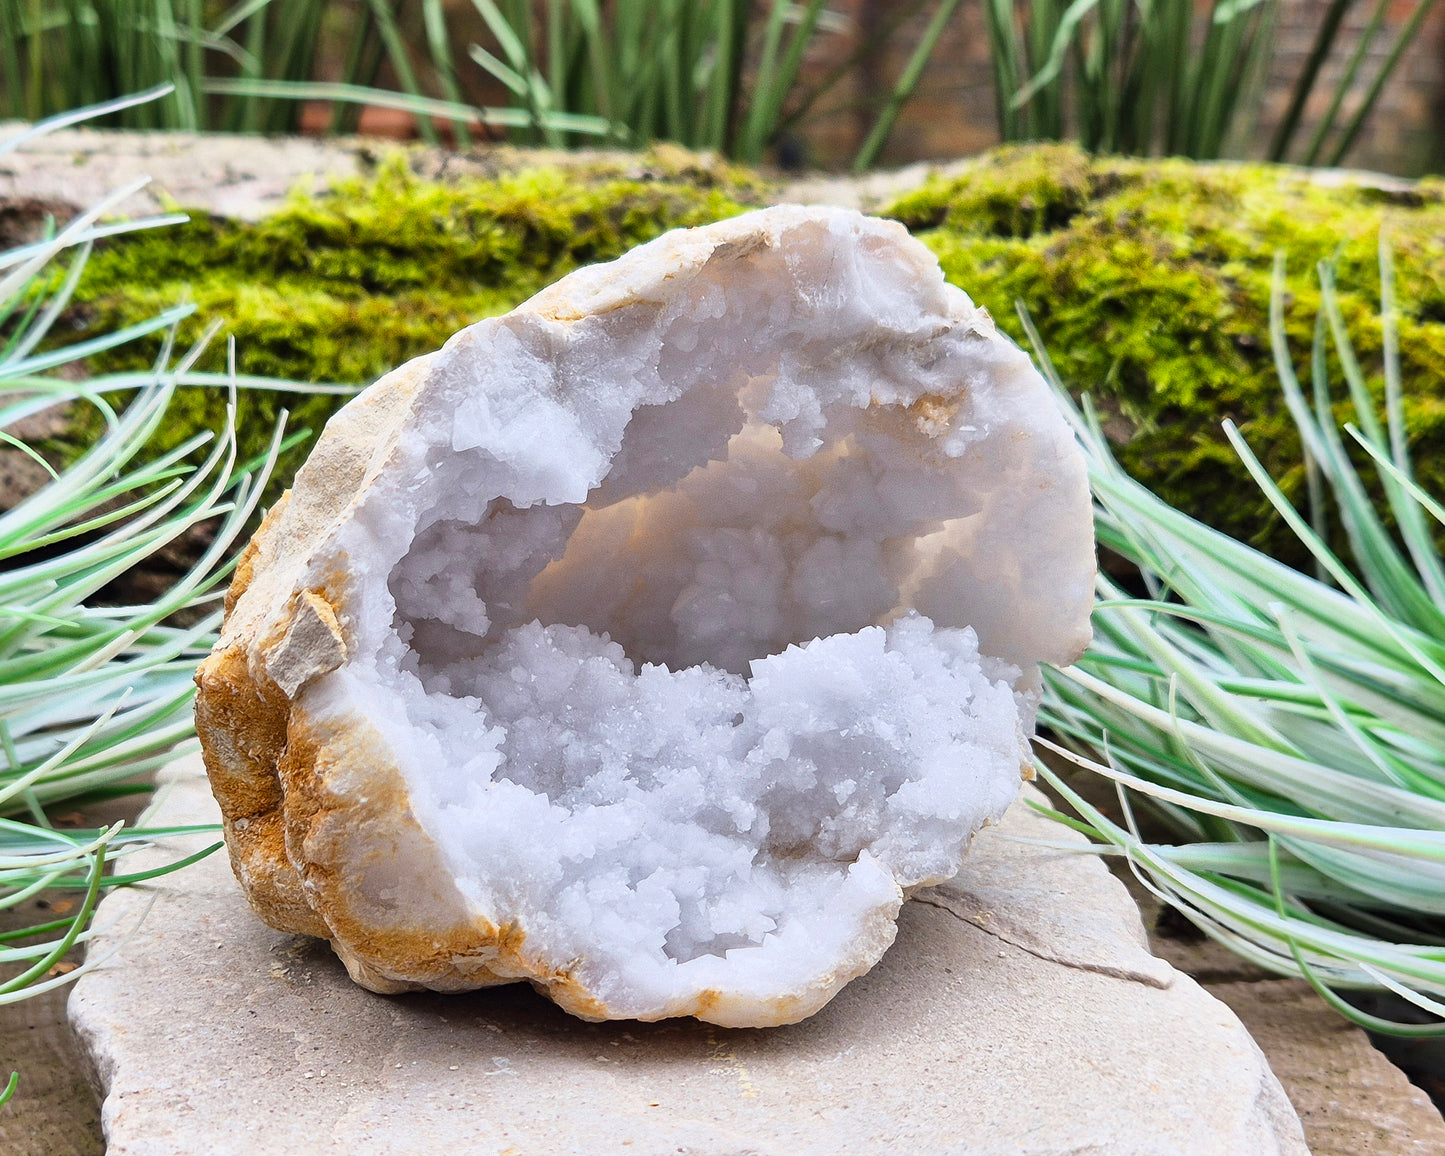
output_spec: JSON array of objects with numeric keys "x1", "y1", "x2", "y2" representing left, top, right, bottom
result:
[{"x1": 195, "y1": 205, "x2": 1095, "y2": 1027}]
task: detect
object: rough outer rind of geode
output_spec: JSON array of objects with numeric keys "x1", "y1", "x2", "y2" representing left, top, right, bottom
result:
[{"x1": 195, "y1": 205, "x2": 1096, "y2": 1028}]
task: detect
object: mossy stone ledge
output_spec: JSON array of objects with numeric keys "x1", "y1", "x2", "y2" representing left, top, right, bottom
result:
[
  {"x1": 62, "y1": 149, "x2": 764, "y2": 493},
  {"x1": 61, "y1": 141, "x2": 1445, "y2": 557},
  {"x1": 887, "y1": 145, "x2": 1445, "y2": 561}
]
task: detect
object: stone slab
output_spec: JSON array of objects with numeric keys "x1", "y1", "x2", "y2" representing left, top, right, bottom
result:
[
  {"x1": 1108, "y1": 846, "x2": 1445, "y2": 1154},
  {"x1": 0, "y1": 124, "x2": 927, "y2": 232},
  {"x1": 0, "y1": 124, "x2": 368, "y2": 224},
  {"x1": 69, "y1": 755, "x2": 1306, "y2": 1155},
  {"x1": 1210, "y1": 980, "x2": 1445, "y2": 1156},
  {"x1": 0, "y1": 126, "x2": 755, "y2": 233},
  {"x1": 0, "y1": 124, "x2": 1417, "y2": 244}
]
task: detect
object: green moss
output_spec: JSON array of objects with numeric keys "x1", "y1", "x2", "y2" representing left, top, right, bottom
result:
[
  {"x1": 69, "y1": 151, "x2": 762, "y2": 490},
  {"x1": 884, "y1": 144, "x2": 1445, "y2": 560},
  {"x1": 69, "y1": 142, "x2": 1445, "y2": 562}
]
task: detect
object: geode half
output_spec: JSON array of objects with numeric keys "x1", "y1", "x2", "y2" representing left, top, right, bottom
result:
[{"x1": 195, "y1": 205, "x2": 1095, "y2": 1027}]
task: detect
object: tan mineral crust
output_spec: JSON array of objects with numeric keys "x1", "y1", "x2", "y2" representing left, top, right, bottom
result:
[{"x1": 196, "y1": 205, "x2": 1097, "y2": 1027}]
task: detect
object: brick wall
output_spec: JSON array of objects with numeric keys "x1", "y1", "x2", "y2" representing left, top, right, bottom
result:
[
  {"x1": 1258, "y1": 0, "x2": 1445, "y2": 173},
  {"x1": 788, "y1": 0, "x2": 1445, "y2": 175}
]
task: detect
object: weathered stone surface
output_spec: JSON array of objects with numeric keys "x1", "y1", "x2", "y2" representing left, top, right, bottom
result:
[
  {"x1": 1116, "y1": 866, "x2": 1445, "y2": 1155},
  {"x1": 0, "y1": 125, "x2": 366, "y2": 223},
  {"x1": 1211, "y1": 980, "x2": 1445, "y2": 1156},
  {"x1": 0, "y1": 126, "x2": 752, "y2": 228},
  {"x1": 0, "y1": 125, "x2": 1414, "y2": 239},
  {"x1": 70, "y1": 754, "x2": 1306, "y2": 1154},
  {"x1": 0, "y1": 124, "x2": 930, "y2": 230}
]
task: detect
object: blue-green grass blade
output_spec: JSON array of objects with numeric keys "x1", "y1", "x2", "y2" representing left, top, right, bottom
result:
[
  {"x1": 204, "y1": 78, "x2": 613, "y2": 137},
  {"x1": 1043, "y1": 677, "x2": 1445, "y2": 828},
  {"x1": 1224, "y1": 417, "x2": 1445, "y2": 687},
  {"x1": 0, "y1": 214, "x2": 189, "y2": 275},
  {"x1": 0, "y1": 826, "x2": 109, "y2": 994},
  {"x1": 0, "y1": 85, "x2": 176, "y2": 156}
]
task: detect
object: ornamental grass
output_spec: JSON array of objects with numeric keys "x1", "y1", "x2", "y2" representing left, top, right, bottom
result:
[
  {"x1": 1037, "y1": 245, "x2": 1445, "y2": 1035},
  {"x1": 0, "y1": 92, "x2": 337, "y2": 1103}
]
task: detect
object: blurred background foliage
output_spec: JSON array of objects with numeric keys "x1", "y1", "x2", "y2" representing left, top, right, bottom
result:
[
  {"x1": 981, "y1": 0, "x2": 1438, "y2": 164},
  {"x1": 0, "y1": 0, "x2": 962, "y2": 167},
  {"x1": 0, "y1": 1, "x2": 1440, "y2": 173}
]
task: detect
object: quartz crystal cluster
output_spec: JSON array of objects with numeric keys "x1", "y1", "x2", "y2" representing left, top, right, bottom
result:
[{"x1": 196, "y1": 206, "x2": 1095, "y2": 1027}]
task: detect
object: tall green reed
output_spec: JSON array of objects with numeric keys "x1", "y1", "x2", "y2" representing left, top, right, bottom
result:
[
  {"x1": 461, "y1": 0, "x2": 960, "y2": 166},
  {"x1": 0, "y1": 0, "x2": 610, "y2": 143},
  {"x1": 982, "y1": 0, "x2": 1438, "y2": 163},
  {"x1": 0, "y1": 0, "x2": 954, "y2": 167}
]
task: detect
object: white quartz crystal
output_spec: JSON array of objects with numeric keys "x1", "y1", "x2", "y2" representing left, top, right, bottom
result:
[{"x1": 196, "y1": 205, "x2": 1095, "y2": 1027}]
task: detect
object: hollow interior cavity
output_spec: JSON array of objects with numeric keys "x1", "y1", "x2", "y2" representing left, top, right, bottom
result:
[
  {"x1": 368, "y1": 223, "x2": 1031, "y2": 990},
  {"x1": 389, "y1": 385, "x2": 985, "y2": 690}
]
